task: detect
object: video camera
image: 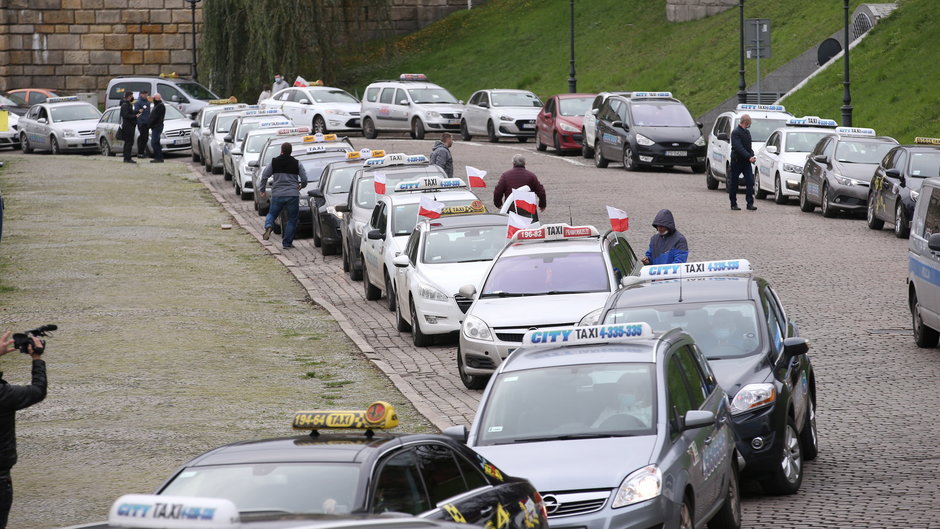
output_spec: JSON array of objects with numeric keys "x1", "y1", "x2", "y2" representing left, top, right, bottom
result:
[{"x1": 11, "y1": 325, "x2": 57, "y2": 355}]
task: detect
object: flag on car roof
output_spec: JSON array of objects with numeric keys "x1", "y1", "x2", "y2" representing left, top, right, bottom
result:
[
  {"x1": 506, "y1": 212, "x2": 532, "y2": 239},
  {"x1": 418, "y1": 196, "x2": 444, "y2": 219},
  {"x1": 374, "y1": 172, "x2": 387, "y2": 195},
  {"x1": 512, "y1": 189, "x2": 538, "y2": 215},
  {"x1": 294, "y1": 76, "x2": 309, "y2": 87},
  {"x1": 466, "y1": 166, "x2": 487, "y2": 188},
  {"x1": 607, "y1": 206, "x2": 629, "y2": 232}
]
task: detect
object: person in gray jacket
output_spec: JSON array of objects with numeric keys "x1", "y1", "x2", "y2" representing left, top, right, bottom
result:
[
  {"x1": 259, "y1": 143, "x2": 308, "y2": 249},
  {"x1": 429, "y1": 133, "x2": 454, "y2": 178}
]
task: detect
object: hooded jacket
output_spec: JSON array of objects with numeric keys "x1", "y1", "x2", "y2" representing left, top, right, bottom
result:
[
  {"x1": 645, "y1": 209, "x2": 689, "y2": 265},
  {"x1": 429, "y1": 140, "x2": 453, "y2": 178}
]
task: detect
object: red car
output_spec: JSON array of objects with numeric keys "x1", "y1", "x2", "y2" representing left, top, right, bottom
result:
[
  {"x1": 7, "y1": 88, "x2": 60, "y2": 106},
  {"x1": 535, "y1": 92, "x2": 595, "y2": 154}
]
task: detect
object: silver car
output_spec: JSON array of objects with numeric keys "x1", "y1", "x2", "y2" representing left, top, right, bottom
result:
[
  {"x1": 359, "y1": 74, "x2": 463, "y2": 140},
  {"x1": 18, "y1": 97, "x2": 101, "y2": 154},
  {"x1": 190, "y1": 103, "x2": 248, "y2": 163},
  {"x1": 96, "y1": 103, "x2": 193, "y2": 157},
  {"x1": 454, "y1": 323, "x2": 741, "y2": 529},
  {"x1": 205, "y1": 108, "x2": 282, "y2": 174},
  {"x1": 460, "y1": 89, "x2": 542, "y2": 143},
  {"x1": 221, "y1": 114, "x2": 293, "y2": 181},
  {"x1": 233, "y1": 126, "x2": 310, "y2": 200}
]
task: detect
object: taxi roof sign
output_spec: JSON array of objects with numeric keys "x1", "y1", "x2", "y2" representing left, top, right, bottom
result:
[
  {"x1": 736, "y1": 103, "x2": 787, "y2": 113},
  {"x1": 522, "y1": 322, "x2": 655, "y2": 347},
  {"x1": 836, "y1": 126, "x2": 876, "y2": 137},
  {"x1": 293, "y1": 401, "x2": 399, "y2": 432},
  {"x1": 208, "y1": 98, "x2": 241, "y2": 105},
  {"x1": 786, "y1": 116, "x2": 838, "y2": 128},
  {"x1": 108, "y1": 494, "x2": 239, "y2": 528},
  {"x1": 510, "y1": 223, "x2": 600, "y2": 243},
  {"x1": 275, "y1": 126, "x2": 311, "y2": 135},
  {"x1": 240, "y1": 108, "x2": 280, "y2": 116},
  {"x1": 302, "y1": 132, "x2": 339, "y2": 143},
  {"x1": 258, "y1": 120, "x2": 291, "y2": 128},
  {"x1": 440, "y1": 200, "x2": 487, "y2": 216},
  {"x1": 364, "y1": 153, "x2": 430, "y2": 168},
  {"x1": 400, "y1": 73, "x2": 428, "y2": 81},
  {"x1": 914, "y1": 137, "x2": 940, "y2": 145},
  {"x1": 46, "y1": 96, "x2": 80, "y2": 104},
  {"x1": 638, "y1": 259, "x2": 752, "y2": 280},
  {"x1": 346, "y1": 148, "x2": 386, "y2": 160},
  {"x1": 394, "y1": 177, "x2": 467, "y2": 193},
  {"x1": 630, "y1": 91, "x2": 673, "y2": 99}
]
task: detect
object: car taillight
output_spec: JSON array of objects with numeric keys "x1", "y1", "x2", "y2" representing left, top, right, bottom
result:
[{"x1": 533, "y1": 491, "x2": 548, "y2": 520}]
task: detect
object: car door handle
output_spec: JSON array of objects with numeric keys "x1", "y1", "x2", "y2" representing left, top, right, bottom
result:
[
  {"x1": 479, "y1": 506, "x2": 494, "y2": 517},
  {"x1": 704, "y1": 436, "x2": 715, "y2": 445}
]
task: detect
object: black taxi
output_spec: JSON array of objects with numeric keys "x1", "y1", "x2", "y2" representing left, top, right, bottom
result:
[
  {"x1": 867, "y1": 137, "x2": 940, "y2": 238},
  {"x1": 152, "y1": 402, "x2": 548, "y2": 528},
  {"x1": 598, "y1": 260, "x2": 817, "y2": 495}
]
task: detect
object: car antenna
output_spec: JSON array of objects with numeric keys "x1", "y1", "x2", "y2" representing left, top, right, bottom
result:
[
  {"x1": 568, "y1": 206, "x2": 573, "y2": 225},
  {"x1": 678, "y1": 276, "x2": 684, "y2": 303}
]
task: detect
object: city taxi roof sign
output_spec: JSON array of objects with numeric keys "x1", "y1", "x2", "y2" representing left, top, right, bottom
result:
[
  {"x1": 510, "y1": 223, "x2": 600, "y2": 243},
  {"x1": 914, "y1": 137, "x2": 940, "y2": 145},
  {"x1": 836, "y1": 126, "x2": 876, "y2": 137},
  {"x1": 394, "y1": 177, "x2": 467, "y2": 193},
  {"x1": 364, "y1": 153, "x2": 430, "y2": 168},
  {"x1": 212, "y1": 105, "x2": 246, "y2": 112},
  {"x1": 275, "y1": 127, "x2": 311, "y2": 135},
  {"x1": 737, "y1": 103, "x2": 787, "y2": 113},
  {"x1": 346, "y1": 149, "x2": 386, "y2": 160},
  {"x1": 46, "y1": 96, "x2": 80, "y2": 104},
  {"x1": 292, "y1": 401, "x2": 399, "y2": 431},
  {"x1": 630, "y1": 91, "x2": 673, "y2": 99},
  {"x1": 522, "y1": 323, "x2": 655, "y2": 347},
  {"x1": 786, "y1": 116, "x2": 838, "y2": 128},
  {"x1": 302, "y1": 133, "x2": 339, "y2": 143},
  {"x1": 400, "y1": 73, "x2": 428, "y2": 81},
  {"x1": 108, "y1": 494, "x2": 239, "y2": 529},
  {"x1": 240, "y1": 108, "x2": 280, "y2": 117},
  {"x1": 638, "y1": 259, "x2": 753, "y2": 280},
  {"x1": 258, "y1": 120, "x2": 291, "y2": 128}
]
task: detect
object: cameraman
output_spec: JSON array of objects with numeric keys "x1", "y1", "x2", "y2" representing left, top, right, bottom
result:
[{"x1": 0, "y1": 331, "x2": 46, "y2": 528}]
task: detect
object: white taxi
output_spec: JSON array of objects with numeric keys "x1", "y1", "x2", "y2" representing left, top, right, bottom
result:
[
  {"x1": 191, "y1": 101, "x2": 248, "y2": 163},
  {"x1": 754, "y1": 116, "x2": 839, "y2": 204},
  {"x1": 206, "y1": 108, "x2": 282, "y2": 174},
  {"x1": 233, "y1": 126, "x2": 310, "y2": 199},
  {"x1": 360, "y1": 74, "x2": 463, "y2": 140},
  {"x1": 261, "y1": 85, "x2": 361, "y2": 134},
  {"x1": 360, "y1": 177, "x2": 482, "y2": 318},
  {"x1": 705, "y1": 104, "x2": 792, "y2": 191},
  {"x1": 18, "y1": 96, "x2": 102, "y2": 154},
  {"x1": 456, "y1": 224, "x2": 638, "y2": 389}
]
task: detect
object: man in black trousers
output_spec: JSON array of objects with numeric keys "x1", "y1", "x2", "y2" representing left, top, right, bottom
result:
[
  {"x1": 133, "y1": 90, "x2": 151, "y2": 159},
  {"x1": 119, "y1": 92, "x2": 137, "y2": 164},
  {"x1": 148, "y1": 93, "x2": 166, "y2": 163},
  {"x1": 729, "y1": 114, "x2": 757, "y2": 211}
]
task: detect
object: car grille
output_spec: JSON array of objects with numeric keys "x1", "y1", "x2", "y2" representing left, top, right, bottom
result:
[
  {"x1": 515, "y1": 119, "x2": 535, "y2": 129},
  {"x1": 494, "y1": 323, "x2": 577, "y2": 344},
  {"x1": 78, "y1": 130, "x2": 95, "y2": 137},
  {"x1": 454, "y1": 294, "x2": 473, "y2": 314},
  {"x1": 495, "y1": 332, "x2": 524, "y2": 342},
  {"x1": 441, "y1": 113, "x2": 461, "y2": 119},
  {"x1": 165, "y1": 129, "x2": 190, "y2": 138},
  {"x1": 540, "y1": 490, "x2": 610, "y2": 518}
]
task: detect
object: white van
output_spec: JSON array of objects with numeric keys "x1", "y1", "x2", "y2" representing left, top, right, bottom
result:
[
  {"x1": 908, "y1": 176, "x2": 940, "y2": 347},
  {"x1": 104, "y1": 75, "x2": 220, "y2": 117}
]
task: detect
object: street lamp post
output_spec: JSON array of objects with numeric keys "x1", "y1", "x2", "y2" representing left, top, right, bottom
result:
[
  {"x1": 737, "y1": 0, "x2": 746, "y2": 104},
  {"x1": 841, "y1": 0, "x2": 853, "y2": 126},
  {"x1": 184, "y1": 0, "x2": 202, "y2": 80},
  {"x1": 568, "y1": 0, "x2": 577, "y2": 93}
]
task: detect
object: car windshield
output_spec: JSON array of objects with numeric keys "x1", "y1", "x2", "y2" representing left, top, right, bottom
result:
[
  {"x1": 909, "y1": 152, "x2": 940, "y2": 178},
  {"x1": 491, "y1": 92, "x2": 542, "y2": 108},
  {"x1": 245, "y1": 133, "x2": 278, "y2": 154},
  {"x1": 160, "y1": 462, "x2": 359, "y2": 515},
  {"x1": 407, "y1": 88, "x2": 458, "y2": 104},
  {"x1": 175, "y1": 82, "x2": 218, "y2": 100},
  {"x1": 558, "y1": 97, "x2": 593, "y2": 117},
  {"x1": 237, "y1": 119, "x2": 287, "y2": 142},
  {"x1": 50, "y1": 105, "x2": 101, "y2": 123},
  {"x1": 260, "y1": 141, "x2": 351, "y2": 167},
  {"x1": 298, "y1": 154, "x2": 350, "y2": 185},
  {"x1": 0, "y1": 93, "x2": 26, "y2": 106},
  {"x1": 310, "y1": 90, "x2": 359, "y2": 104},
  {"x1": 391, "y1": 199, "x2": 475, "y2": 236},
  {"x1": 745, "y1": 118, "x2": 789, "y2": 142},
  {"x1": 215, "y1": 114, "x2": 239, "y2": 133},
  {"x1": 324, "y1": 165, "x2": 358, "y2": 194},
  {"x1": 201, "y1": 107, "x2": 229, "y2": 127},
  {"x1": 477, "y1": 362, "x2": 656, "y2": 445},
  {"x1": 631, "y1": 102, "x2": 696, "y2": 127},
  {"x1": 481, "y1": 251, "x2": 609, "y2": 296},
  {"x1": 355, "y1": 167, "x2": 445, "y2": 209},
  {"x1": 423, "y1": 225, "x2": 506, "y2": 264},
  {"x1": 165, "y1": 104, "x2": 185, "y2": 120},
  {"x1": 785, "y1": 131, "x2": 831, "y2": 152},
  {"x1": 604, "y1": 301, "x2": 762, "y2": 359},
  {"x1": 836, "y1": 140, "x2": 895, "y2": 164}
]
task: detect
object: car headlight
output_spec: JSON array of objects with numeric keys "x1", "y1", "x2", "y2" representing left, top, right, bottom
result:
[
  {"x1": 326, "y1": 205, "x2": 344, "y2": 220},
  {"x1": 694, "y1": 135, "x2": 705, "y2": 147},
  {"x1": 578, "y1": 308, "x2": 602, "y2": 326},
  {"x1": 782, "y1": 162, "x2": 803, "y2": 174},
  {"x1": 418, "y1": 282, "x2": 449, "y2": 302},
  {"x1": 326, "y1": 109, "x2": 350, "y2": 116},
  {"x1": 463, "y1": 315, "x2": 493, "y2": 341},
  {"x1": 635, "y1": 133, "x2": 655, "y2": 146},
  {"x1": 426, "y1": 111, "x2": 441, "y2": 119},
  {"x1": 161, "y1": 132, "x2": 168, "y2": 139},
  {"x1": 62, "y1": 129, "x2": 76, "y2": 137},
  {"x1": 559, "y1": 122, "x2": 579, "y2": 133},
  {"x1": 911, "y1": 190, "x2": 920, "y2": 201},
  {"x1": 299, "y1": 197, "x2": 309, "y2": 207},
  {"x1": 833, "y1": 174, "x2": 864, "y2": 186},
  {"x1": 499, "y1": 115, "x2": 514, "y2": 122},
  {"x1": 730, "y1": 383, "x2": 776, "y2": 415},
  {"x1": 612, "y1": 465, "x2": 661, "y2": 508}
]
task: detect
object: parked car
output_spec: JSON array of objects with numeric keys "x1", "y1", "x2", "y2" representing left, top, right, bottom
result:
[
  {"x1": 535, "y1": 93, "x2": 594, "y2": 154},
  {"x1": 460, "y1": 89, "x2": 541, "y2": 143},
  {"x1": 261, "y1": 85, "x2": 361, "y2": 134},
  {"x1": 96, "y1": 103, "x2": 193, "y2": 157},
  {"x1": 105, "y1": 74, "x2": 220, "y2": 118}
]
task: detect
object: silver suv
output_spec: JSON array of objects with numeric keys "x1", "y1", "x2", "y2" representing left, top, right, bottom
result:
[{"x1": 359, "y1": 74, "x2": 463, "y2": 140}]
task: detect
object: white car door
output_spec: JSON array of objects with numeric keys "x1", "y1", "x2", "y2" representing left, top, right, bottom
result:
[
  {"x1": 756, "y1": 131, "x2": 780, "y2": 191},
  {"x1": 395, "y1": 230, "x2": 421, "y2": 322},
  {"x1": 583, "y1": 94, "x2": 604, "y2": 147},
  {"x1": 281, "y1": 89, "x2": 306, "y2": 126},
  {"x1": 362, "y1": 202, "x2": 387, "y2": 289},
  {"x1": 468, "y1": 92, "x2": 489, "y2": 135}
]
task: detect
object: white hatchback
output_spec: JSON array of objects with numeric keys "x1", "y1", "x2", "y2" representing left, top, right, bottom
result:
[
  {"x1": 460, "y1": 89, "x2": 541, "y2": 143},
  {"x1": 705, "y1": 104, "x2": 792, "y2": 191}
]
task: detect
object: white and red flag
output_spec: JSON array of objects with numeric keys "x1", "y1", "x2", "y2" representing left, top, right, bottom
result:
[
  {"x1": 294, "y1": 76, "x2": 309, "y2": 87},
  {"x1": 512, "y1": 189, "x2": 538, "y2": 214},
  {"x1": 418, "y1": 196, "x2": 444, "y2": 219},
  {"x1": 374, "y1": 172, "x2": 387, "y2": 195},
  {"x1": 606, "y1": 206, "x2": 629, "y2": 232},
  {"x1": 466, "y1": 166, "x2": 487, "y2": 188},
  {"x1": 506, "y1": 212, "x2": 533, "y2": 238}
]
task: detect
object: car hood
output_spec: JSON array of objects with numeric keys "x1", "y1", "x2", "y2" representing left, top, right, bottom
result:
[
  {"x1": 419, "y1": 103, "x2": 464, "y2": 114},
  {"x1": 54, "y1": 118, "x2": 100, "y2": 132},
  {"x1": 556, "y1": 115, "x2": 584, "y2": 129},
  {"x1": 318, "y1": 102, "x2": 360, "y2": 113},
  {"x1": 634, "y1": 125, "x2": 702, "y2": 143},
  {"x1": 490, "y1": 107, "x2": 540, "y2": 120},
  {"x1": 779, "y1": 152, "x2": 810, "y2": 166},
  {"x1": 419, "y1": 262, "x2": 493, "y2": 295},
  {"x1": 833, "y1": 162, "x2": 879, "y2": 182},
  {"x1": 707, "y1": 354, "x2": 771, "y2": 397},
  {"x1": 473, "y1": 436, "x2": 657, "y2": 491},
  {"x1": 470, "y1": 292, "x2": 609, "y2": 328},
  {"x1": 164, "y1": 117, "x2": 192, "y2": 133}
]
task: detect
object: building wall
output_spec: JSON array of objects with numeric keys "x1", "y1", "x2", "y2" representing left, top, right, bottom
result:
[{"x1": 666, "y1": 0, "x2": 737, "y2": 22}]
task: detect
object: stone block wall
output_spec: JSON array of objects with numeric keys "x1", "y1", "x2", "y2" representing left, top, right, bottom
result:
[{"x1": 666, "y1": 0, "x2": 737, "y2": 22}]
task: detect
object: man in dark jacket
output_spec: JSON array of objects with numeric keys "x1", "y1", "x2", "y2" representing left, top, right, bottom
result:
[
  {"x1": 494, "y1": 154, "x2": 546, "y2": 220},
  {"x1": 0, "y1": 331, "x2": 47, "y2": 528},
  {"x1": 119, "y1": 92, "x2": 137, "y2": 163},
  {"x1": 148, "y1": 93, "x2": 166, "y2": 163},
  {"x1": 641, "y1": 209, "x2": 689, "y2": 265},
  {"x1": 133, "y1": 90, "x2": 151, "y2": 158},
  {"x1": 429, "y1": 133, "x2": 454, "y2": 178},
  {"x1": 729, "y1": 114, "x2": 757, "y2": 210},
  {"x1": 258, "y1": 142, "x2": 308, "y2": 249}
]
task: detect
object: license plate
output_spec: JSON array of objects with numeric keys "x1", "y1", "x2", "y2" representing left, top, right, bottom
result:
[
  {"x1": 83, "y1": 138, "x2": 96, "y2": 145},
  {"x1": 665, "y1": 150, "x2": 687, "y2": 157},
  {"x1": 447, "y1": 119, "x2": 460, "y2": 125},
  {"x1": 519, "y1": 124, "x2": 531, "y2": 129}
]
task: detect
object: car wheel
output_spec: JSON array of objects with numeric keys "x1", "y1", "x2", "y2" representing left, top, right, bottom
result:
[
  {"x1": 691, "y1": 163, "x2": 705, "y2": 173},
  {"x1": 679, "y1": 495, "x2": 694, "y2": 529},
  {"x1": 622, "y1": 146, "x2": 636, "y2": 171},
  {"x1": 581, "y1": 130, "x2": 594, "y2": 158},
  {"x1": 203, "y1": 150, "x2": 212, "y2": 169},
  {"x1": 755, "y1": 175, "x2": 768, "y2": 199},
  {"x1": 50, "y1": 136, "x2": 60, "y2": 155},
  {"x1": 707, "y1": 459, "x2": 741, "y2": 529},
  {"x1": 761, "y1": 418, "x2": 803, "y2": 495},
  {"x1": 706, "y1": 162, "x2": 719, "y2": 190},
  {"x1": 460, "y1": 120, "x2": 472, "y2": 141},
  {"x1": 312, "y1": 216, "x2": 322, "y2": 248},
  {"x1": 234, "y1": 182, "x2": 241, "y2": 196},
  {"x1": 350, "y1": 252, "x2": 363, "y2": 281},
  {"x1": 553, "y1": 132, "x2": 562, "y2": 153},
  {"x1": 313, "y1": 115, "x2": 327, "y2": 134},
  {"x1": 21, "y1": 133, "x2": 33, "y2": 154},
  {"x1": 212, "y1": 157, "x2": 223, "y2": 175},
  {"x1": 820, "y1": 182, "x2": 835, "y2": 218},
  {"x1": 535, "y1": 133, "x2": 547, "y2": 152},
  {"x1": 395, "y1": 295, "x2": 411, "y2": 332},
  {"x1": 800, "y1": 399, "x2": 819, "y2": 461},
  {"x1": 191, "y1": 146, "x2": 200, "y2": 163},
  {"x1": 774, "y1": 173, "x2": 788, "y2": 204},
  {"x1": 101, "y1": 138, "x2": 114, "y2": 157},
  {"x1": 240, "y1": 188, "x2": 252, "y2": 201},
  {"x1": 799, "y1": 179, "x2": 815, "y2": 212},
  {"x1": 457, "y1": 346, "x2": 487, "y2": 389},
  {"x1": 867, "y1": 194, "x2": 885, "y2": 229},
  {"x1": 363, "y1": 266, "x2": 381, "y2": 300},
  {"x1": 258, "y1": 195, "x2": 269, "y2": 216},
  {"x1": 594, "y1": 141, "x2": 608, "y2": 168},
  {"x1": 223, "y1": 166, "x2": 232, "y2": 181},
  {"x1": 412, "y1": 118, "x2": 425, "y2": 140},
  {"x1": 411, "y1": 299, "x2": 431, "y2": 347},
  {"x1": 362, "y1": 117, "x2": 378, "y2": 139},
  {"x1": 912, "y1": 290, "x2": 940, "y2": 347},
  {"x1": 385, "y1": 270, "x2": 396, "y2": 312},
  {"x1": 895, "y1": 201, "x2": 911, "y2": 238},
  {"x1": 517, "y1": 137, "x2": 528, "y2": 143},
  {"x1": 486, "y1": 121, "x2": 499, "y2": 143},
  {"x1": 341, "y1": 242, "x2": 350, "y2": 272}
]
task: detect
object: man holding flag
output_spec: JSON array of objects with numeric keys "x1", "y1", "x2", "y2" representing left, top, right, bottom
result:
[
  {"x1": 640, "y1": 209, "x2": 689, "y2": 265},
  {"x1": 494, "y1": 154, "x2": 546, "y2": 221}
]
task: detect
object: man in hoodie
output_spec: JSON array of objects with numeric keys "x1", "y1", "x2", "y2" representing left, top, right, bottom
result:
[
  {"x1": 429, "y1": 133, "x2": 454, "y2": 178},
  {"x1": 641, "y1": 209, "x2": 689, "y2": 265},
  {"x1": 259, "y1": 142, "x2": 308, "y2": 249}
]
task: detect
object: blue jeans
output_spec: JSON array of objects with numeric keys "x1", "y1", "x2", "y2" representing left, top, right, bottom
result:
[
  {"x1": 150, "y1": 124, "x2": 163, "y2": 161},
  {"x1": 266, "y1": 195, "x2": 299, "y2": 247}
]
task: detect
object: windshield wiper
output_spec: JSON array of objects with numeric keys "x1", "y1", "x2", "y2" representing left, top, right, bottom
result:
[
  {"x1": 506, "y1": 433, "x2": 634, "y2": 444},
  {"x1": 456, "y1": 258, "x2": 492, "y2": 263},
  {"x1": 481, "y1": 291, "x2": 530, "y2": 298},
  {"x1": 539, "y1": 290, "x2": 598, "y2": 296}
]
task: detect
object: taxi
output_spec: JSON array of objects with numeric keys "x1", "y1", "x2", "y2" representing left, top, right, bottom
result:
[
  {"x1": 95, "y1": 102, "x2": 193, "y2": 158},
  {"x1": 293, "y1": 148, "x2": 358, "y2": 239},
  {"x1": 460, "y1": 89, "x2": 542, "y2": 143},
  {"x1": 360, "y1": 74, "x2": 464, "y2": 140},
  {"x1": 206, "y1": 108, "x2": 284, "y2": 174},
  {"x1": 454, "y1": 323, "x2": 741, "y2": 529},
  {"x1": 261, "y1": 85, "x2": 362, "y2": 134},
  {"x1": 581, "y1": 91, "x2": 630, "y2": 159},
  {"x1": 456, "y1": 224, "x2": 638, "y2": 389},
  {"x1": 18, "y1": 96, "x2": 102, "y2": 154},
  {"x1": 706, "y1": 104, "x2": 792, "y2": 190},
  {"x1": 338, "y1": 154, "x2": 447, "y2": 281},
  {"x1": 799, "y1": 126, "x2": 899, "y2": 217},
  {"x1": 190, "y1": 101, "x2": 248, "y2": 163},
  {"x1": 0, "y1": 110, "x2": 19, "y2": 150},
  {"x1": 359, "y1": 177, "x2": 482, "y2": 320},
  {"x1": 222, "y1": 114, "x2": 294, "y2": 181},
  {"x1": 310, "y1": 149, "x2": 386, "y2": 257},
  {"x1": 392, "y1": 213, "x2": 507, "y2": 347},
  {"x1": 867, "y1": 137, "x2": 940, "y2": 238},
  {"x1": 600, "y1": 260, "x2": 816, "y2": 495},
  {"x1": 235, "y1": 126, "x2": 311, "y2": 199},
  {"x1": 753, "y1": 116, "x2": 838, "y2": 204}
]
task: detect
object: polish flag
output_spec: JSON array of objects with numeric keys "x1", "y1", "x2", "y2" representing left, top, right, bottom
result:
[
  {"x1": 607, "y1": 206, "x2": 629, "y2": 232},
  {"x1": 466, "y1": 166, "x2": 487, "y2": 188},
  {"x1": 294, "y1": 76, "x2": 309, "y2": 87},
  {"x1": 512, "y1": 189, "x2": 538, "y2": 215},
  {"x1": 374, "y1": 172, "x2": 386, "y2": 195},
  {"x1": 506, "y1": 212, "x2": 532, "y2": 239},
  {"x1": 418, "y1": 196, "x2": 444, "y2": 219}
]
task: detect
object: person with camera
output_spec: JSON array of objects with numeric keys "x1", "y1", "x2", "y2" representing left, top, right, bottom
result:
[{"x1": 0, "y1": 331, "x2": 47, "y2": 528}]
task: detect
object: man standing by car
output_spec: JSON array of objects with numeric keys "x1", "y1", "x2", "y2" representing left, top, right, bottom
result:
[
  {"x1": 272, "y1": 74, "x2": 289, "y2": 95},
  {"x1": 430, "y1": 132, "x2": 454, "y2": 178},
  {"x1": 494, "y1": 154, "x2": 546, "y2": 220},
  {"x1": 119, "y1": 92, "x2": 137, "y2": 164},
  {"x1": 133, "y1": 90, "x2": 151, "y2": 159},
  {"x1": 259, "y1": 143, "x2": 308, "y2": 249},
  {"x1": 729, "y1": 114, "x2": 757, "y2": 211},
  {"x1": 148, "y1": 93, "x2": 166, "y2": 164}
]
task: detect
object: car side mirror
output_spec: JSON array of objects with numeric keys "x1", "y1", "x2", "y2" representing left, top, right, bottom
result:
[
  {"x1": 308, "y1": 188, "x2": 323, "y2": 198},
  {"x1": 393, "y1": 254, "x2": 410, "y2": 268},
  {"x1": 611, "y1": 120, "x2": 623, "y2": 128},
  {"x1": 37, "y1": 118, "x2": 47, "y2": 124},
  {"x1": 479, "y1": 102, "x2": 489, "y2": 109},
  {"x1": 716, "y1": 132, "x2": 729, "y2": 142},
  {"x1": 591, "y1": 108, "x2": 599, "y2": 116},
  {"x1": 248, "y1": 160, "x2": 259, "y2": 168},
  {"x1": 299, "y1": 99, "x2": 310, "y2": 105},
  {"x1": 458, "y1": 284, "x2": 477, "y2": 299},
  {"x1": 399, "y1": 100, "x2": 409, "y2": 106},
  {"x1": 202, "y1": 129, "x2": 210, "y2": 136},
  {"x1": 765, "y1": 145, "x2": 778, "y2": 155},
  {"x1": 231, "y1": 147, "x2": 242, "y2": 155},
  {"x1": 171, "y1": 95, "x2": 180, "y2": 102},
  {"x1": 367, "y1": 228, "x2": 384, "y2": 240},
  {"x1": 223, "y1": 135, "x2": 233, "y2": 143},
  {"x1": 696, "y1": 122, "x2": 704, "y2": 129},
  {"x1": 334, "y1": 204, "x2": 350, "y2": 213},
  {"x1": 190, "y1": 121, "x2": 199, "y2": 127},
  {"x1": 783, "y1": 337, "x2": 809, "y2": 359},
  {"x1": 442, "y1": 425, "x2": 468, "y2": 444},
  {"x1": 681, "y1": 410, "x2": 716, "y2": 431},
  {"x1": 928, "y1": 233, "x2": 940, "y2": 252},
  {"x1": 813, "y1": 154, "x2": 829, "y2": 164}
]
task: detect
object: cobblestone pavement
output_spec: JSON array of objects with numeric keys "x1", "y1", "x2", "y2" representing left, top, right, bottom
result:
[{"x1": 192, "y1": 136, "x2": 940, "y2": 528}]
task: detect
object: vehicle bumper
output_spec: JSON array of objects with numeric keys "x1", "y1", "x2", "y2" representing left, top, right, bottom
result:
[
  {"x1": 556, "y1": 131, "x2": 583, "y2": 149},
  {"x1": 161, "y1": 137, "x2": 191, "y2": 153},
  {"x1": 459, "y1": 333, "x2": 519, "y2": 376},
  {"x1": 827, "y1": 181, "x2": 869, "y2": 211},
  {"x1": 412, "y1": 296, "x2": 466, "y2": 335},
  {"x1": 209, "y1": 144, "x2": 223, "y2": 168},
  {"x1": 0, "y1": 131, "x2": 19, "y2": 147},
  {"x1": 297, "y1": 206, "x2": 313, "y2": 230},
  {"x1": 320, "y1": 213, "x2": 343, "y2": 245},
  {"x1": 424, "y1": 118, "x2": 462, "y2": 132},
  {"x1": 729, "y1": 403, "x2": 782, "y2": 477},
  {"x1": 325, "y1": 116, "x2": 361, "y2": 131},
  {"x1": 545, "y1": 495, "x2": 674, "y2": 529},
  {"x1": 497, "y1": 120, "x2": 537, "y2": 137},
  {"x1": 782, "y1": 170, "x2": 802, "y2": 196},
  {"x1": 636, "y1": 144, "x2": 706, "y2": 167},
  {"x1": 63, "y1": 137, "x2": 100, "y2": 151}
]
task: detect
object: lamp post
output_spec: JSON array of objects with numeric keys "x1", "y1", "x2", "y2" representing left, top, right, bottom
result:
[
  {"x1": 568, "y1": 0, "x2": 577, "y2": 93},
  {"x1": 184, "y1": 0, "x2": 202, "y2": 80},
  {"x1": 737, "y1": 0, "x2": 746, "y2": 104},
  {"x1": 841, "y1": 0, "x2": 853, "y2": 126}
]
